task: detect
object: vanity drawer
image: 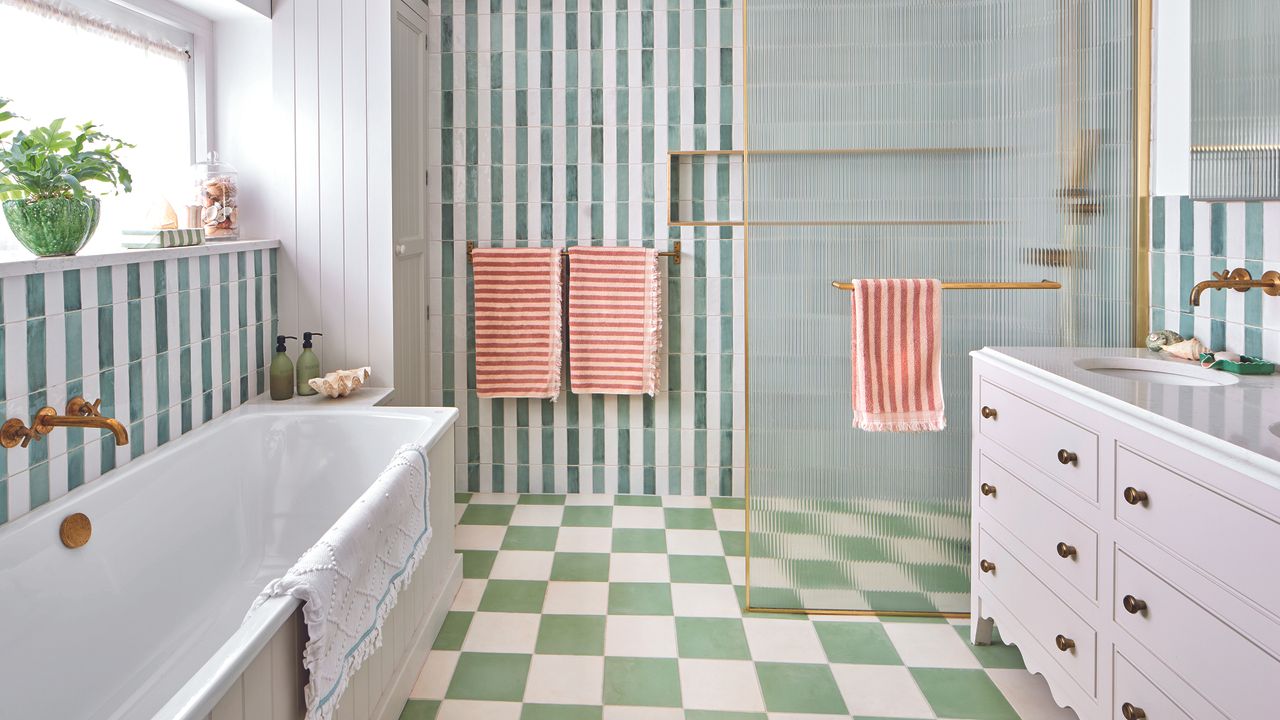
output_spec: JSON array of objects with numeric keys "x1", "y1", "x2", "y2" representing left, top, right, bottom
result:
[
  {"x1": 977, "y1": 529, "x2": 1097, "y2": 696},
  {"x1": 1116, "y1": 447, "x2": 1280, "y2": 615},
  {"x1": 1114, "y1": 550, "x2": 1280, "y2": 719},
  {"x1": 1113, "y1": 652, "x2": 1209, "y2": 720},
  {"x1": 978, "y1": 453, "x2": 1098, "y2": 600},
  {"x1": 977, "y1": 380, "x2": 1098, "y2": 501}
]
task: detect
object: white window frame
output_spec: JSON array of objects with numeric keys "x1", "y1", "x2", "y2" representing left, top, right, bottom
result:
[{"x1": 53, "y1": 0, "x2": 217, "y2": 167}]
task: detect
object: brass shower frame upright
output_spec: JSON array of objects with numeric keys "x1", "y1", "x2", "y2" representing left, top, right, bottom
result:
[{"x1": 740, "y1": 0, "x2": 1155, "y2": 618}]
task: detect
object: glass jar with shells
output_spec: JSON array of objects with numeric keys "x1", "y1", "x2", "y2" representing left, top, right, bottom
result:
[{"x1": 192, "y1": 151, "x2": 238, "y2": 240}]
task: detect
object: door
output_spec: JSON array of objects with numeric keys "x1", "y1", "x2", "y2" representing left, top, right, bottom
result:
[{"x1": 391, "y1": 0, "x2": 429, "y2": 406}]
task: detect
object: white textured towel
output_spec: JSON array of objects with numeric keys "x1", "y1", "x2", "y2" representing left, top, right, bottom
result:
[{"x1": 249, "y1": 444, "x2": 432, "y2": 720}]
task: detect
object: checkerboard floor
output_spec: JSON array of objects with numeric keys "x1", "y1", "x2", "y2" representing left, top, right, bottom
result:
[{"x1": 399, "y1": 493, "x2": 1077, "y2": 720}]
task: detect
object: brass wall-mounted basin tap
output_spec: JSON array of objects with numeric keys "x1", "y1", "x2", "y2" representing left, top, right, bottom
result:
[
  {"x1": 1, "y1": 397, "x2": 129, "y2": 449},
  {"x1": 1189, "y1": 267, "x2": 1280, "y2": 307}
]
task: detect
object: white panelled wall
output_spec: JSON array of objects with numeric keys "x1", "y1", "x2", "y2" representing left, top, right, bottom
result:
[{"x1": 269, "y1": 0, "x2": 399, "y2": 380}]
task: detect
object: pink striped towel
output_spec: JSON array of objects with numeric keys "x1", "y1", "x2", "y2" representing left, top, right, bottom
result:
[
  {"x1": 472, "y1": 248, "x2": 563, "y2": 399},
  {"x1": 849, "y1": 278, "x2": 946, "y2": 432},
  {"x1": 567, "y1": 247, "x2": 662, "y2": 395}
]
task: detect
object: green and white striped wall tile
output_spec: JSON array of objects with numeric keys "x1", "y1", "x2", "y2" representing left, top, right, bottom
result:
[{"x1": 0, "y1": 249, "x2": 278, "y2": 527}]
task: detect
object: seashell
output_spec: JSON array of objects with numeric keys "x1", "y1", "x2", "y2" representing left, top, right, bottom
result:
[
  {"x1": 308, "y1": 367, "x2": 372, "y2": 398},
  {"x1": 1161, "y1": 338, "x2": 1206, "y2": 361},
  {"x1": 1145, "y1": 329, "x2": 1184, "y2": 352}
]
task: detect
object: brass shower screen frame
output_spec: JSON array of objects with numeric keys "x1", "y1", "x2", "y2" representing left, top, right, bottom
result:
[{"x1": 740, "y1": 0, "x2": 1154, "y2": 618}]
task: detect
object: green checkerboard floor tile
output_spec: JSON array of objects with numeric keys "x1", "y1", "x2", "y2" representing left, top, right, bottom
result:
[{"x1": 405, "y1": 493, "x2": 1066, "y2": 720}]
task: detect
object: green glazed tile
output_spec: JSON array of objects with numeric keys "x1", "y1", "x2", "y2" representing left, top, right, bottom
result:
[
  {"x1": 478, "y1": 580, "x2": 546, "y2": 613},
  {"x1": 535, "y1": 614, "x2": 606, "y2": 655},
  {"x1": 615, "y1": 494, "x2": 662, "y2": 506},
  {"x1": 460, "y1": 504, "x2": 515, "y2": 526},
  {"x1": 550, "y1": 552, "x2": 611, "y2": 582},
  {"x1": 398, "y1": 699, "x2": 439, "y2": 720},
  {"x1": 503, "y1": 526, "x2": 559, "y2": 551},
  {"x1": 462, "y1": 550, "x2": 497, "y2": 579},
  {"x1": 433, "y1": 611, "x2": 474, "y2": 651},
  {"x1": 455, "y1": 492, "x2": 473, "y2": 504},
  {"x1": 562, "y1": 505, "x2": 612, "y2": 527},
  {"x1": 952, "y1": 626, "x2": 1025, "y2": 669},
  {"x1": 520, "y1": 705, "x2": 601, "y2": 720},
  {"x1": 814, "y1": 621, "x2": 903, "y2": 665},
  {"x1": 675, "y1": 617, "x2": 750, "y2": 660},
  {"x1": 720, "y1": 531, "x2": 745, "y2": 557},
  {"x1": 669, "y1": 555, "x2": 731, "y2": 584},
  {"x1": 710, "y1": 497, "x2": 745, "y2": 510},
  {"x1": 755, "y1": 662, "x2": 848, "y2": 714},
  {"x1": 910, "y1": 668, "x2": 1019, "y2": 720},
  {"x1": 445, "y1": 652, "x2": 531, "y2": 702},
  {"x1": 664, "y1": 507, "x2": 716, "y2": 530},
  {"x1": 518, "y1": 494, "x2": 566, "y2": 505},
  {"x1": 603, "y1": 657, "x2": 681, "y2": 707},
  {"x1": 608, "y1": 582, "x2": 673, "y2": 615},
  {"x1": 613, "y1": 528, "x2": 667, "y2": 553},
  {"x1": 683, "y1": 713, "x2": 766, "y2": 720}
]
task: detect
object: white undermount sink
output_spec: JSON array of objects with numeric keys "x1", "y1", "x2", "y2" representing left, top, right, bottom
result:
[{"x1": 1074, "y1": 356, "x2": 1239, "y2": 387}]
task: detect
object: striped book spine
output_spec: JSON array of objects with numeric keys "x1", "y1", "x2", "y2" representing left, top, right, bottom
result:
[
  {"x1": 567, "y1": 247, "x2": 662, "y2": 395},
  {"x1": 472, "y1": 248, "x2": 563, "y2": 399}
]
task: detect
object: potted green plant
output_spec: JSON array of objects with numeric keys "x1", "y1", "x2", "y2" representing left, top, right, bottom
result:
[{"x1": 0, "y1": 98, "x2": 133, "y2": 257}]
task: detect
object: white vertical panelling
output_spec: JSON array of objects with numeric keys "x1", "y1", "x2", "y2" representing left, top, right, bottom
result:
[
  {"x1": 273, "y1": 0, "x2": 399, "y2": 382},
  {"x1": 319, "y1": 0, "x2": 348, "y2": 364},
  {"x1": 341, "y1": 0, "x2": 371, "y2": 371},
  {"x1": 272, "y1": 0, "x2": 300, "y2": 339}
]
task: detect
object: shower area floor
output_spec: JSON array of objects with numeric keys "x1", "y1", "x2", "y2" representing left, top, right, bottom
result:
[{"x1": 399, "y1": 493, "x2": 1076, "y2": 720}]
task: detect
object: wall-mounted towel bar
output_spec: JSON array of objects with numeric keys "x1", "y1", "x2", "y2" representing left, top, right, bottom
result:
[
  {"x1": 466, "y1": 241, "x2": 681, "y2": 265},
  {"x1": 831, "y1": 280, "x2": 1062, "y2": 291}
]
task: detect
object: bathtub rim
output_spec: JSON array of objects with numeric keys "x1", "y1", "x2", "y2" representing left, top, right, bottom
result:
[{"x1": 0, "y1": 397, "x2": 458, "y2": 720}]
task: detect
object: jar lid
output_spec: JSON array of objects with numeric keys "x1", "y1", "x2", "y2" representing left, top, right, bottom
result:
[{"x1": 193, "y1": 151, "x2": 236, "y2": 175}]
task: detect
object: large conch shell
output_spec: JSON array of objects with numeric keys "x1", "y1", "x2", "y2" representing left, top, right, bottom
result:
[
  {"x1": 309, "y1": 367, "x2": 371, "y2": 398},
  {"x1": 1161, "y1": 338, "x2": 1206, "y2": 361}
]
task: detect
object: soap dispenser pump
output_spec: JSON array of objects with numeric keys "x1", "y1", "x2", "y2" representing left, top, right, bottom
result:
[
  {"x1": 270, "y1": 335, "x2": 297, "y2": 400},
  {"x1": 296, "y1": 332, "x2": 324, "y2": 396}
]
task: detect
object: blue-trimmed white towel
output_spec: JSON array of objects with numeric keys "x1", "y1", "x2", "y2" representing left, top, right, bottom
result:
[{"x1": 249, "y1": 443, "x2": 432, "y2": 720}]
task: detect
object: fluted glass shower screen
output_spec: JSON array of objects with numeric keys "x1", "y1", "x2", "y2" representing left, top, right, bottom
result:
[{"x1": 745, "y1": 0, "x2": 1141, "y2": 614}]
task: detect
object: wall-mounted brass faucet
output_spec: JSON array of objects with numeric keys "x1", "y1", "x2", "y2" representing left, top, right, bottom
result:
[
  {"x1": 1, "y1": 397, "x2": 129, "y2": 449},
  {"x1": 1189, "y1": 267, "x2": 1280, "y2": 307}
]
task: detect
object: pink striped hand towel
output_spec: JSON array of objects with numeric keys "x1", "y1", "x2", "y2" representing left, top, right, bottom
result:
[
  {"x1": 849, "y1": 278, "x2": 946, "y2": 432},
  {"x1": 472, "y1": 248, "x2": 563, "y2": 399},
  {"x1": 567, "y1": 247, "x2": 662, "y2": 395}
]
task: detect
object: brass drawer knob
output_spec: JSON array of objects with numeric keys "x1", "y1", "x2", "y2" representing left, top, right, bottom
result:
[
  {"x1": 1056, "y1": 541, "x2": 1077, "y2": 559},
  {"x1": 1123, "y1": 487, "x2": 1149, "y2": 506},
  {"x1": 1122, "y1": 595, "x2": 1148, "y2": 615},
  {"x1": 59, "y1": 513, "x2": 92, "y2": 549},
  {"x1": 1055, "y1": 634, "x2": 1076, "y2": 652},
  {"x1": 1057, "y1": 449, "x2": 1078, "y2": 466},
  {"x1": 980, "y1": 483, "x2": 997, "y2": 497},
  {"x1": 981, "y1": 406, "x2": 998, "y2": 419},
  {"x1": 1121, "y1": 702, "x2": 1147, "y2": 720},
  {"x1": 979, "y1": 559, "x2": 996, "y2": 574}
]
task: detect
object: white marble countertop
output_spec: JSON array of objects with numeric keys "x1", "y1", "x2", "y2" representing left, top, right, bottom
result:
[
  {"x1": 977, "y1": 346, "x2": 1280, "y2": 476},
  {"x1": 0, "y1": 238, "x2": 280, "y2": 279}
]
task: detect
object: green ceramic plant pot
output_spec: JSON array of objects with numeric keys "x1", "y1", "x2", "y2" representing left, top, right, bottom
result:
[{"x1": 2, "y1": 197, "x2": 101, "y2": 257}]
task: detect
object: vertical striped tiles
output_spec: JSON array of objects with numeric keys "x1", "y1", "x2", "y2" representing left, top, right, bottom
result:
[
  {"x1": 427, "y1": 1, "x2": 745, "y2": 497},
  {"x1": 0, "y1": 248, "x2": 278, "y2": 527}
]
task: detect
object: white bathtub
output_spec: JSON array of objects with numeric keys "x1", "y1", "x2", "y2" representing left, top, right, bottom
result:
[{"x1": 0, "y1": 400, "x2": 459, "y2": 720}]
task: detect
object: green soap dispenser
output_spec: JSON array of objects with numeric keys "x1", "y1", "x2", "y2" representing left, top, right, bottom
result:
[
  {"x1": 270, "y1": 335, "x2": 298, "y2": 400},
  {"x1": 297, "y1": 331, "x2": 324, "y2": 396}
]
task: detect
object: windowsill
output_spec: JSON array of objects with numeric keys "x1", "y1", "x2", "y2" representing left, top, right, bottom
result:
[{"x1": 0, "y1": 238, "x2": 281, "y2": 279}]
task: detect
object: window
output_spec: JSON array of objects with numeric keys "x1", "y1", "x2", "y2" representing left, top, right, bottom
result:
[{"x1": 0, "y1": 0, "x2": 195, "y2": 251}]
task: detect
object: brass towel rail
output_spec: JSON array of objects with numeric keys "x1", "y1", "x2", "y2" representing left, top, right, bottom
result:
[
  {"x1": 466, "y1": 240, "x2": 681, "y2": 265},
  {"x1": 831, "y1": 280, "x2": 1062, "y2": 291}
]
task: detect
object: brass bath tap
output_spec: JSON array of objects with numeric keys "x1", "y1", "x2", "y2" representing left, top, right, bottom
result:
[
  {"x1": 0, "y1": 397, "x2": 129, "y2": 448},
  {"x1": 1189, "y1": 267, "x2": 1280, "y2": 307}
]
